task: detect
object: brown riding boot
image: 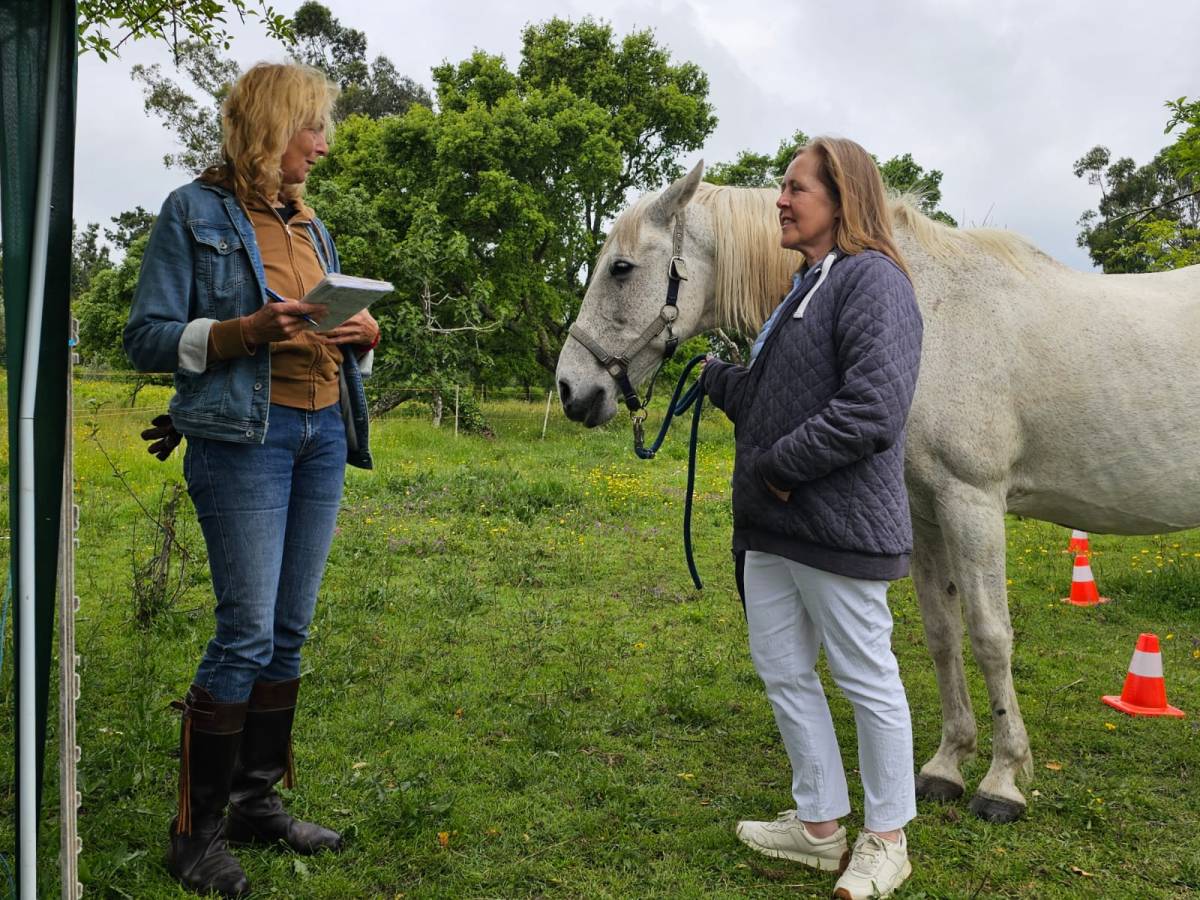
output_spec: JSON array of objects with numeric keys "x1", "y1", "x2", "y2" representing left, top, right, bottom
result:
[
  {"x1": 166, "y1": 685, "x2": 250, "y2": 898},
  {"x1": 223, "y1": 677, "x2": 343, "y2": 854}
]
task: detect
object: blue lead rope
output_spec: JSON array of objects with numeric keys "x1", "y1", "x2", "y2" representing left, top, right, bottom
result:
[{"x1": 633, "y1": 354, "x2": 708, "y2": 590}]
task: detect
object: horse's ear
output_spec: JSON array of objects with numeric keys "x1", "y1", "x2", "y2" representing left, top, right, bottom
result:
[{"x1": 649, "y1": 159, "x2": 704, "y2": 225}]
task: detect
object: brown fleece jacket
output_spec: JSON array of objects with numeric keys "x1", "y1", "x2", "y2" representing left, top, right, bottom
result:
[{"x1": 207, "y1": 196, "x2": 343, "y2": 410}]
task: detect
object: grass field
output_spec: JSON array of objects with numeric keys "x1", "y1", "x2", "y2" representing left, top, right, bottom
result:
[{"x1": 1, "y1": 377, "x2": 1199, "y2": 898}]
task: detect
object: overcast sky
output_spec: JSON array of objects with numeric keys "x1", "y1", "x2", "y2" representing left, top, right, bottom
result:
[{"x1": 68, "y1": 0, "x2": 1200, "y2": 271}]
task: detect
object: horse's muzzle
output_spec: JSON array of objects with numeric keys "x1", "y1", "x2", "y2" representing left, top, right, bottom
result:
[{"x1": 558, "y1": 379, "x2": 613, "y2": 427}]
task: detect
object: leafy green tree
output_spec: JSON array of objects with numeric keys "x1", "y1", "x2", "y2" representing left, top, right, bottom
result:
[
  {"x1": 312, "y1": 17, "x2": 716, "y2": 392},
  {"x1": 707, "y1": 131, "x2": 956, "y2": 225},
  {"x1": 71, "y1": 222, "x2": 112, "y2": 299},
  {"x1": 705, "y1": 130, "x2": 806, "y2": 187},
  {"x1": 515, "y1": 17, "x2": 716, "y2": 267},
  {"x1": 74, "y1": 236, "x2": 148, "y2": 369},
  {"x1": 131, "y1": 41, "x2": 240, "y2": 171},
  {"x1": 131, "y1": 3, "x2": 428, "y2": 174},
  {"x1": 79, "y1": 0, "x2": 294, "y2": 60},
  {"x1": 1165, "y1": 96, "x2": 1200, "y2": 186},
  {"x1": 105, "y1": 206, "x2": 157, "y2": 251},
  {"x1": 1074, "y1": 97, "x2": 1200, "y2": 273},
  {"x1": 876, "y1": 153, "x2": 956, "y2": 225},
  {"x1": 291, "y1": 1, "x2": 430, "y2": 120},
  {"x1": 71, "y1": 209, "x2": 157, "y2": 368}
]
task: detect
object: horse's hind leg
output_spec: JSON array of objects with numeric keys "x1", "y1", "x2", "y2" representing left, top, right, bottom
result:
[
  {"x1": 911, "y1": 517, "x2": 976, "y2": 803},
  {"x1": 939, "y1": 487, "x2": 1031, "y2": 823}
]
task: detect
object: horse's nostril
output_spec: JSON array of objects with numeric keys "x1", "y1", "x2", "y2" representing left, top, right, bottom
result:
[{"x1": 558, "y1": 380, "x2": 572, "y2": 403}]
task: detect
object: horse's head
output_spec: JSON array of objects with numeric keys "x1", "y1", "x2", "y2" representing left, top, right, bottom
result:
[{"x1": 556, "y1": 161, "x2": 716, "y2": 427}]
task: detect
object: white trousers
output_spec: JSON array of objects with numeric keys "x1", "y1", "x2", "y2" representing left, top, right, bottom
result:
[{"x1": 743, "y1": 550, "x2": 916, "y2": 832}]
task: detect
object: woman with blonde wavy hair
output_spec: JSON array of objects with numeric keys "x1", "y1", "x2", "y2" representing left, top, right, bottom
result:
[
  {"x1": 125, "y1": 62, "x2": 380, "y2": 898},
  {"x1": 702, "y1": 136, "x2": 922, "y2": 899}
]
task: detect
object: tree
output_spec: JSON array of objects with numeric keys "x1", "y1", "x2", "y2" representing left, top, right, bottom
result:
[
  {"x1": 877, "y1": 153, "x2": 956, "y2": 226},
  {"x1": 515, "y1": 18, "x2": 716, "y2": 279},
  {"x1": 79, "y1": 0, "x2": 293, "y2": 60},
  {"x1": 131, "y1": 3, "x2": 428, "y2": 174},
  {"x1": 74, "y1": 235, "x2": 149, "y2": 369},
  {"x1": 105, "y1": 206, "x2": 157, "y2": 251},
  {"x1": 705, "y1": 130, "x2": 806, "y2": 187},
  {"x1": 707, "y1": 131, "x2": 957, "y2": 225},
  {"x1": 71, "y1": 222, "x2": 112, "y2": 299},
  {"x1": 1074, "y1": 97, "x2": 1200, "y2": 273},
  {"x1": 310, "y1": 17, "x2": 716, "y2": 393},
  {"x1": 131, "y1": 41, "x2": 240, "y2": 171},
  {"x1": 291, "y1": 1, "x2": 430, "y2": 120},
  {"x1": 70, "y1": 209, "x2": 157, "y2": 368}
]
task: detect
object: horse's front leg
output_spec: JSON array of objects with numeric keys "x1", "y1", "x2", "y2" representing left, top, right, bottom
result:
[
  {"x1": 910, "y1": 517, "x2": 977, "y2": 803},
  {"x1": 940, "y1": 486, "x2": 1032, "y2": 823}
]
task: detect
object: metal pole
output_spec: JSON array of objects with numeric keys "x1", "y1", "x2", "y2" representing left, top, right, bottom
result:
[
  {"x1": 19, "y1": 1, "x2": 65, "y2": 894},
  {"x1": 541, "y1": 389, "x2": 553, "y2": 440},
  {"x1": 58, "y1": 319, "x2": 81, "y2": 899}
]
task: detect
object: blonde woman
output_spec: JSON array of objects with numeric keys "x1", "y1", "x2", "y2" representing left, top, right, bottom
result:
[
  {"x1": 702, "y1": 137, "x2": 922, "y2": 899},
  {"x1": 125, "y1": 63, "x2": 379, "y2": 898}
]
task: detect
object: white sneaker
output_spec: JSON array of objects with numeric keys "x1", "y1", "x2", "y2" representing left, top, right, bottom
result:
[
  {"x1": 832, "y1": 830, "x2": 912, "y2": 899},
  {"x1": 734, "y1": 811, "x2": 849, "y2": 872}
]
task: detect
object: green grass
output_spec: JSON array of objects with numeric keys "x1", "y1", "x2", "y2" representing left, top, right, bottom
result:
[{"x1": 0, "y1": 377, "x2": 1198, "y2": 897}]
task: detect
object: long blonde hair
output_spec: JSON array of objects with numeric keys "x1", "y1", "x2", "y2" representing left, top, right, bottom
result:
[
  {"x1": 796, "y1": 137, "x2": 911, "y2": 279},
  {"x1": 201, "y1": 62, "x2": 338, "y2": 211}
]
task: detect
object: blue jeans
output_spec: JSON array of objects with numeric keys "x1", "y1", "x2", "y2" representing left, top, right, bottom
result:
[{"x1": 183, "y1": 403, "x2": 347, "y2": 702}]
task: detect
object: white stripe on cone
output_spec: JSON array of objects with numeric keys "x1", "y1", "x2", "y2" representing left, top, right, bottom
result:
[
  {"x1": 1128, "y1": 650, "x2": 1164, "y2": 679},
  {"x1": 1073, "y1": 562, "x2": 1095, "y2": 582},
  {"x1": 1071, "y1": 530, "x2": 1087, "y2": 539}
]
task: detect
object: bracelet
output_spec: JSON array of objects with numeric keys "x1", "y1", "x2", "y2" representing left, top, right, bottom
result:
[{"x1": 366, "y1": 330, "x2": 381, "y2": 351}]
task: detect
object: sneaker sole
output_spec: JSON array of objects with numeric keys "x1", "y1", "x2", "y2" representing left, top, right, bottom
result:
[
  {"x1": 831, "y1": 858, "x2": 912, "y2": 899},
  {"x1": 735, "y1": 828, "x2": 849, "y2": 873}
]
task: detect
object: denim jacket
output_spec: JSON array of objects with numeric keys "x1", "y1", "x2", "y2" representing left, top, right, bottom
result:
[{"x1": 124, "y1": 180, "x2": 373, "y2": 469}]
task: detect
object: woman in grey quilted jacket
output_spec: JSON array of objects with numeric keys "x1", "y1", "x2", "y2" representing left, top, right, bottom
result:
[{"x1": 702, "y1": 137, "x2": 923, "y2": 900}]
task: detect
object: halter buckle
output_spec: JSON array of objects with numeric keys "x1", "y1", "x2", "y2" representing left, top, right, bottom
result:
[
  {"x1": 606, "y1": 358, "x2": 628, "y2": 378},
  {"x1": 669, "y1": 257, "x2": 688, "y2": 281},
  {"x1": 660, "y1": 305, "x2": 678, "y2": 323}
]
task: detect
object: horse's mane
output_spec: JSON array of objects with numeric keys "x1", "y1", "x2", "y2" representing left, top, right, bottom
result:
[
  {"x1": 604, "y1": 183, "x2": 1044, "y2": 334},
  {"x1": 888, "y1": 194, "x2": 1041, "y2": 272},
  {"x1": 602, "y1": 184, "x2": 799, "y2": 335}
]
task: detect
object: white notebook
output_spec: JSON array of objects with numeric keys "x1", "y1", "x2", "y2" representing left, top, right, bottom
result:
[{"x1": 303, "y1": 273, "x2": 394, "y2": 332}]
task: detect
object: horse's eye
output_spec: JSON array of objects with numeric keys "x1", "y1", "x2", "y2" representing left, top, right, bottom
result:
[{"x1": 610, "y1": 259, "x2": 635, "y2": 277}]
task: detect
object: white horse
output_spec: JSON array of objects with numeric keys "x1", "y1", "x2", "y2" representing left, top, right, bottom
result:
[{"x1": 555, "y1": 161, "x2": 1200, "y2": 823}]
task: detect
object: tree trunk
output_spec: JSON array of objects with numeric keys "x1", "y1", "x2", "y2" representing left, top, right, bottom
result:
[{"x1": 432, "y1": 390, "x2": 444, "y2": 428}]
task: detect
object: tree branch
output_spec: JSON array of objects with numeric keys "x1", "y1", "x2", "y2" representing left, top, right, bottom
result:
[{"x1": 1106, "y1": 187, "x2": 1200, "y2": 225}]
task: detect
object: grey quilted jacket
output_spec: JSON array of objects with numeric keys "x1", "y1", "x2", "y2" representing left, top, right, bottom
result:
[{"x1": 703, "y1": 249, "x2": 923, "y2": 580}]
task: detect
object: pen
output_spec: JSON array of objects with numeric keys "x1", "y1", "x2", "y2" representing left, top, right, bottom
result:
[{"x1": 264, "y1": 286, "x2": 320, "y2": 328}]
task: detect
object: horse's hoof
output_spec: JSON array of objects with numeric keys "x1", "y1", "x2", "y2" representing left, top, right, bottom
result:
[
  {"x1": 968, "y1": 792, "x2": 1026, "y2": 823},
  {"x1": 915, "y1": 773, "x2": 964, "y2": 803}
]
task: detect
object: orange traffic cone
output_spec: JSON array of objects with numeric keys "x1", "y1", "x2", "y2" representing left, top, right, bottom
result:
[
  {"x1": 1102, "y1": 633, "x2": 1185, "y2": 717},
  {"x1": 1062, "y1": 554, "x2": 1109, "y2": 606},
  {"x1": 1066, "y1": 529, "x2": 1090, "y2": 554}
]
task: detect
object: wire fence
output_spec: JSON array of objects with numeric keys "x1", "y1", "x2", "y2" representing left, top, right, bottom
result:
[{"x1": 37, "y1": 373, "x2": 581, "y2": 442}]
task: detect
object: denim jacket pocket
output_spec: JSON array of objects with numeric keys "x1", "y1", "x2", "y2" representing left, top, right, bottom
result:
[{"x1": 189, "y1": 222, "x2": 246, "y2": 297}]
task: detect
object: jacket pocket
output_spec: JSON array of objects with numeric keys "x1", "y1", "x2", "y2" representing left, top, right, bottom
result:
[
  {"x1": 189, "y1": 221, "x2": 246, "y2": 297},
  {"x1": 732, "y1": 444, "x2": 784, "y2": 532}
]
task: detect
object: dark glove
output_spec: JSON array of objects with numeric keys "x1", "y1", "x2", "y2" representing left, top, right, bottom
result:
[{"x1": 141, "y1": 413, "x2": 182, "y2": 461}]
